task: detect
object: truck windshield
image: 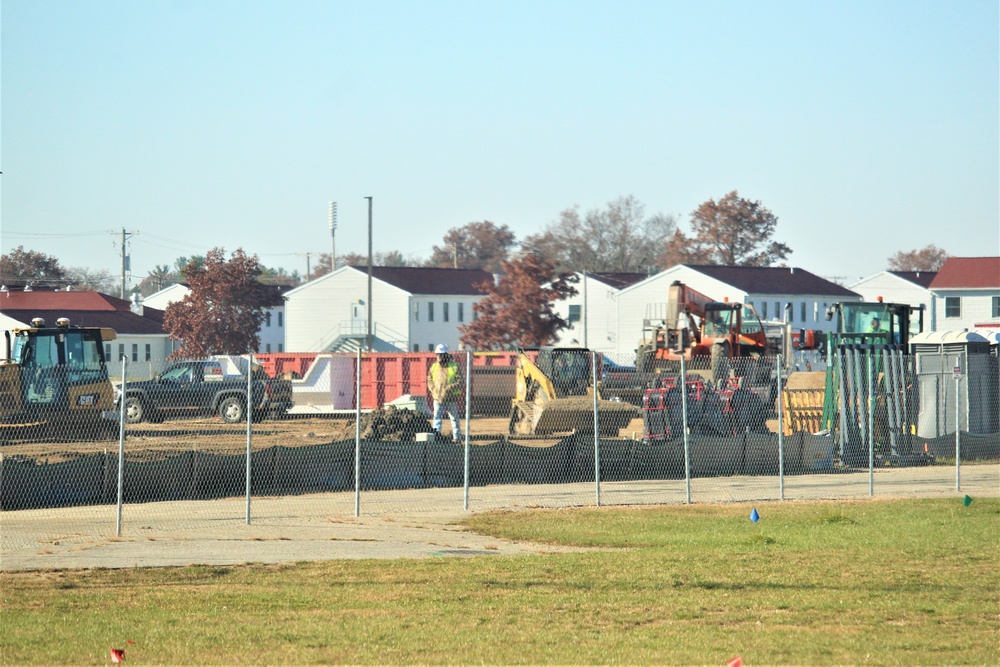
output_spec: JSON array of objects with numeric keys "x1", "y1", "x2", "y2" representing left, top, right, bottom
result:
[
  {"x1": 704, "y1": 307, "x2": 734, "y2": 337},
  {"x1": 841, "y1": 304, "x2": 891, "y2": 335}
]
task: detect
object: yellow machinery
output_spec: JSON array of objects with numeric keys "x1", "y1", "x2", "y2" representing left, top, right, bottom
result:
[
  {"x1": 0, "y1": 317, "x2": 118, "y2": 439},
  {"x1": 508, "y1": 347, "x2": 638, "y2": 436}
]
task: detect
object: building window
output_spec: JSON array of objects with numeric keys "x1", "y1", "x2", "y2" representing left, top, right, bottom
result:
[
  {"x1": 131, "y1": 344, "x2": 139, "y2": 362},
  {"x1": 568, "y1": 304, "x2": 581, "y2": 323},
  {"x1": 800, "y1": 302, "x2": 806, "y2": 323},
  {"x1": 145, "y1": 344, "x2": 151, "y2": 361},
  {"x1": 278, "y1": 344, "x2": 283, "y2": 352},
  {"x1": 428, "y1": 302, "x2": 435, "y2": 322},
  {"x1": 104, "y1": 343, "x2": 111, "y2": 361},
  {"x1": 413, "y1": 343, "x2": 420, "y2": 352},
  {"x1": 945, "y1": 296, "x2": 961, "y2": 318},
  {"x1": 266, "y1": 343, "x2": 271, "y2": 353},
  {"x1": 118, "y1": 344, "x2": 125, "y2": 361},
  {"x1": 761, "y1": 302, "x2": 768, "y2": 319},
  {"x1": 444, "y1": 302, "x2": 450, "y2": 322},
  {"x1": 993, "y1": 296, "x2": 1000, "y2": 318},
  {"x1": 774, "y1": 302, "x2": 780, "y2": 320},
  {"x1": 788, "y1": 303, "x2": 794, "y2": 323},
  {"x1": 277, "y1": 312, "x2": 283, "y2": 327},
  {"x1": 813, "y1": 302, "x2": 819, "y2": 322},
  {"x1": 458, "y1": 302, "x2": 464, "y2": 322},
  {"x1": 413, "y1": 302, "x2": 420, "y2": 321}
]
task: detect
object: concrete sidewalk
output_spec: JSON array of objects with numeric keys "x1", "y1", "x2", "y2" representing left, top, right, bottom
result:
[{"x1": 3, "y1": 463, "x2": 996, "y2": 571}]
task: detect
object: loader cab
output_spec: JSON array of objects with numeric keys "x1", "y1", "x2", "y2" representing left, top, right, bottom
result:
[
  {"x1": 826, "y1": 301, "x2": 923, "y2": 348},
  {"x1": 702, "y1": 302, "x2": 767, "y2": 356},
  {"x1": 536, "y1": 347, "x2": 591, "y2": 397}
]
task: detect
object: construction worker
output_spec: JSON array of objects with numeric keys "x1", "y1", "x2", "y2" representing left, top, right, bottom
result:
[
  {"x1": 427, "y1": 344, "x2": 464, "y2": 442},
  {"x1": 868, "y1": 317, "x2": 888, "y2": 334}
]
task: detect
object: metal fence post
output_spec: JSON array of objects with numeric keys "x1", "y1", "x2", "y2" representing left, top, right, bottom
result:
[
  {"x1": 245, "y1": 352, "x2": 253, "y2": 525},
  {"x1": 593, "y1": 351, "x2": 601, "y2": 507},
  {"x1": 681, "y1": 356, "x2": 691, "y2": 504},
  {"x1": 354, "y1": 348, "x2": 362, "y2": 517},
  {"x1": 867, "y1": 351, "x2": 874, "y2": 496},
  {"x1": 777, "y1": 354, "x2": 784, "y2": 500},
  {"x1": 464, "y1": 350, "x2": 471, "y2": 511},
  {"x1": 116, "y1": 356, "x2": 127, "y2": 537},
  {"x1": 955, "y1": 357, "x2": 962, "y2": 492}
]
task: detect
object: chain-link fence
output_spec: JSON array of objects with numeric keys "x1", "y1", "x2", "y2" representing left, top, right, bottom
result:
[{"x1": 3, "y1": 348, "x2": 998, "y2": 557}]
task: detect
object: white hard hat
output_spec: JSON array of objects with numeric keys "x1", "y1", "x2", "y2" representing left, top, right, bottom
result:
[{"x1": 435, "y1": 344, "x2": 449, "y2": 354}]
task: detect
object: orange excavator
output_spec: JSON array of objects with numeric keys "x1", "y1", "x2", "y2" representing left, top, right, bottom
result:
[{"x1": 636, "y1": 281, "x2": 768, "y2": 378}]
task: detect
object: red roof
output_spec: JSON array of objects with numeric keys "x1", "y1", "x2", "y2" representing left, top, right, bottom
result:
[
  {"x1": 349, "y1": 266, "x2": 494, "y2": 295},
  {"x1": 0, "y1": 290, "x2": 166, "y2": 335},
  {"x1": 929, "y1": 257, "x2": 1000, "y2": 289}
]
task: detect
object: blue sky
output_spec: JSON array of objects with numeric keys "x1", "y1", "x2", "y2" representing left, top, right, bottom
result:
[{"x1": 2, "y1": 1, "x2": 997, "y2": 287}]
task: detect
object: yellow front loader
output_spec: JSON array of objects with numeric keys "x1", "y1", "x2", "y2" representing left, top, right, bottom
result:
[
  {"x1": 0, "y1": 317, "x2": 118, "y2": 441},
  {"x1": 508, "y1": 348, "x2": 637, "y2": 436}
]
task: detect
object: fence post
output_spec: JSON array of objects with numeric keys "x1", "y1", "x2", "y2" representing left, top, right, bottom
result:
[
  {"x1": 776, "y1": 354, "x2": 784, "y2": 501},
  {"x1": 116, "y1": 356, "x2": 127, "y2": 537},
  {"x1": 681, "y1": 356, "x2": 691, "y2": 504},
  {"x1": 245, "y1": 352, "x2": 253, "y2": 525},
  {"x1": 464, "y1": 350, "x2": 471, "y2": 511},
  {"x1": 354, "y1": 347, "x2": 362, "y2": 517},
  {"x1": 593, "y1": 351, "x2": 601, "y2": 507},
  {"x1": 867, "y1": 351, "x2": 874, "y2": 496},
  {"x1": 955, "y1": 357, "x2": 962, "y2": 492}
]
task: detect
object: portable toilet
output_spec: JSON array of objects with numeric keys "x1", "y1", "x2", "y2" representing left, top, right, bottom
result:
[{"x1": 910, "y1": 331, "x2": 998, "y2": 437}]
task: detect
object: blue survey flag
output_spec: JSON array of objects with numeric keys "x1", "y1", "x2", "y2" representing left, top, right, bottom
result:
[{"x1": 750, "y1": 508, "x2": 760, "y2": 523}]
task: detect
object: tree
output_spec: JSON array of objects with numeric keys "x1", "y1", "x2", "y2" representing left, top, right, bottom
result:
[
  {"x1": 162, "y1": 248, "x2": 274, "y2": 358},
  {"x1": 136, "y1": 264, "x2": 180, "y2": 296},
  {"x1": 887, "y1": 245, "x2": 949, "y2": 271},
  {"x1": 0, "y1": 246, "x2": 67, "y2": 287},
  {"x1": 65, "y1": 267, "x2": 118, "y2": 294},
  {"x1": 662, "y1": 190, "x2": 791, "y2": 267},
  {"x1": 426, "y1": 221, "x2": 517, "y2": 273},
  {"x1": 459, "y1": 253, "x2": 578, "y2": 349},
  {"x1": 259, "y1": 265, "x2": 301, "y2": 287},
  {"x1": 521, "y1": 196, "x2": 675, "y2": 274}
]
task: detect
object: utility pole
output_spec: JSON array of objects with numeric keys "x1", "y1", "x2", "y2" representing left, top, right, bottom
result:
[
  {"x1": 116, "y1": 228, "x2": 137, "y2": 299},
  {"x1": 328, "y1": 202, "x2": 338, "y2": 272},
  {"x1": 365, "y1": 196, "x2": 373, "y2": 352},
  {"x1": 297, "y1": 253, "x2": 320, "y2": 282}
]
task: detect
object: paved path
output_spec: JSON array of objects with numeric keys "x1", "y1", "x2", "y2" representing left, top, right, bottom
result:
[{"x1": 2, "y1": 463, "x2": 996, "y2": 571}]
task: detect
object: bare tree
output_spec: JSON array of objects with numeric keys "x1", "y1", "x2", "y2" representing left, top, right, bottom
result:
[
  {"x1": 887, "y1": 245, "x2": 949, "y2": 271},
  {"x1": 522, "y1": 196, "x2": 675, "y2": 274},
  {"x1": 427, "y1": 221, "x2": 517, "y2": 273}
]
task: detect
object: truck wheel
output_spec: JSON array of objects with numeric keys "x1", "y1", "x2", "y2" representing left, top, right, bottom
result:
[
  {"x1": 219, "y1": 397, "x2": 246, "y2": 424},
  {"x1": 711, "y1": 342, "x2": 731, "y2": 383},
  {"x1": 124, "y1": 396, "x2": 146, "y2": 424}
]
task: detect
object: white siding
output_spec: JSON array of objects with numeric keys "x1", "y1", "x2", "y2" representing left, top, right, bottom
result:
[
  {"x1": 552, "y1": 274, "x2": 624, "y2": 353},
  {"x1": 931, "y1": 289, "x2": 1000, "y2": 332}
]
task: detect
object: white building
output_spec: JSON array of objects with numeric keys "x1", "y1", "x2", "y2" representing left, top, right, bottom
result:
[
  {"x1": 283, "y1": 266, "x2": 493, "y2": 353},
  {"x1": 551, "y1": 272, "x2": 648, "y2": 353},
  {"x1": 142, "y1": 283, "x2": 289, "y2": 354},
  {"x1": 559, "y1": 264, "x2": 861, "y2": 359},
  {"x1": 928, "y1": 257, "x2": 1000, "y2": 332}
]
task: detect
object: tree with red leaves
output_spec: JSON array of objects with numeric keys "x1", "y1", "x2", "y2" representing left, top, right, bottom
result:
[
  {"x1": 162, "y1": 248, "x2": 274, "y2": 358},
  {"x1": 459, "y1": 253, "x2": 577, "y2": 349}
]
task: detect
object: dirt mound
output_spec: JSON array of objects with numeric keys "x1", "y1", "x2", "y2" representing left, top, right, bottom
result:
[{"x1": 335, "y1": 407, "x2": 434, "y2": 442}]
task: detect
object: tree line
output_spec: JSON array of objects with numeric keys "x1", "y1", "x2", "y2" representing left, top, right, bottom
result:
[{"x1": 1, "y1": 191, "x2": 951, "y2": 353}]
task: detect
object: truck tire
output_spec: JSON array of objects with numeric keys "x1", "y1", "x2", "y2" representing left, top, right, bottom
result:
[
  {"x1": 219, "y1": 396, "x2": 246, "y2": 424},
  {"x1": 124, "y1": 396, "x2": 146, "y2": 424},
  {"x1": 711, "y1": 342, "x2": 731, "y2": 383}
]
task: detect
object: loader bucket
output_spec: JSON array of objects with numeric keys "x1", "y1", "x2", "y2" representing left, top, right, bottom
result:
[{"x1": 510, "y1": 397, "x2": 638, "y2": 436}]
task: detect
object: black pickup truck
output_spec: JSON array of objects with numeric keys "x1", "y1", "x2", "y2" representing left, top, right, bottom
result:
[{"x1": 120, "y1": 360, "x2": 293, "y2": 424}]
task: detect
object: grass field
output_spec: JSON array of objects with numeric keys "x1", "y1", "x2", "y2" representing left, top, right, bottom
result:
[{"x1": 2, "y1": 497, "x2": 997, "y2": 665}]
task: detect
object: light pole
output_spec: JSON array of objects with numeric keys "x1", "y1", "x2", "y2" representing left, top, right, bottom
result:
[
  {"x1": 328, "y1": 202, "x2": 337, "y2": 272},
  {"x1": 365, "y1": 196, "x2": 373, "y2": 352}
]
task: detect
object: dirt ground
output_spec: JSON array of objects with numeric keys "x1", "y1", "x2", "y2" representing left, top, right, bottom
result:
[{"x1": 0, "y1": 414, "x2": 650, "y2": 463}]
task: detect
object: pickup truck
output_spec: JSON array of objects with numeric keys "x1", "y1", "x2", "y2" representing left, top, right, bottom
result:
[{"x1": 120, "y1": 360, "x2": 293, "y2": 424}]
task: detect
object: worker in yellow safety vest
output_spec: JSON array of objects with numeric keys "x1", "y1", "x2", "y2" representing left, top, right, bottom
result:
[{"x1": 427, "y1": 344, "x2": 464, "y2": 442}]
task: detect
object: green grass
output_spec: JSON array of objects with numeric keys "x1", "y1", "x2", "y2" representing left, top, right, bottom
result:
[{"x1": 2, "y1": 498, "x2": 997, "y2": 665}]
